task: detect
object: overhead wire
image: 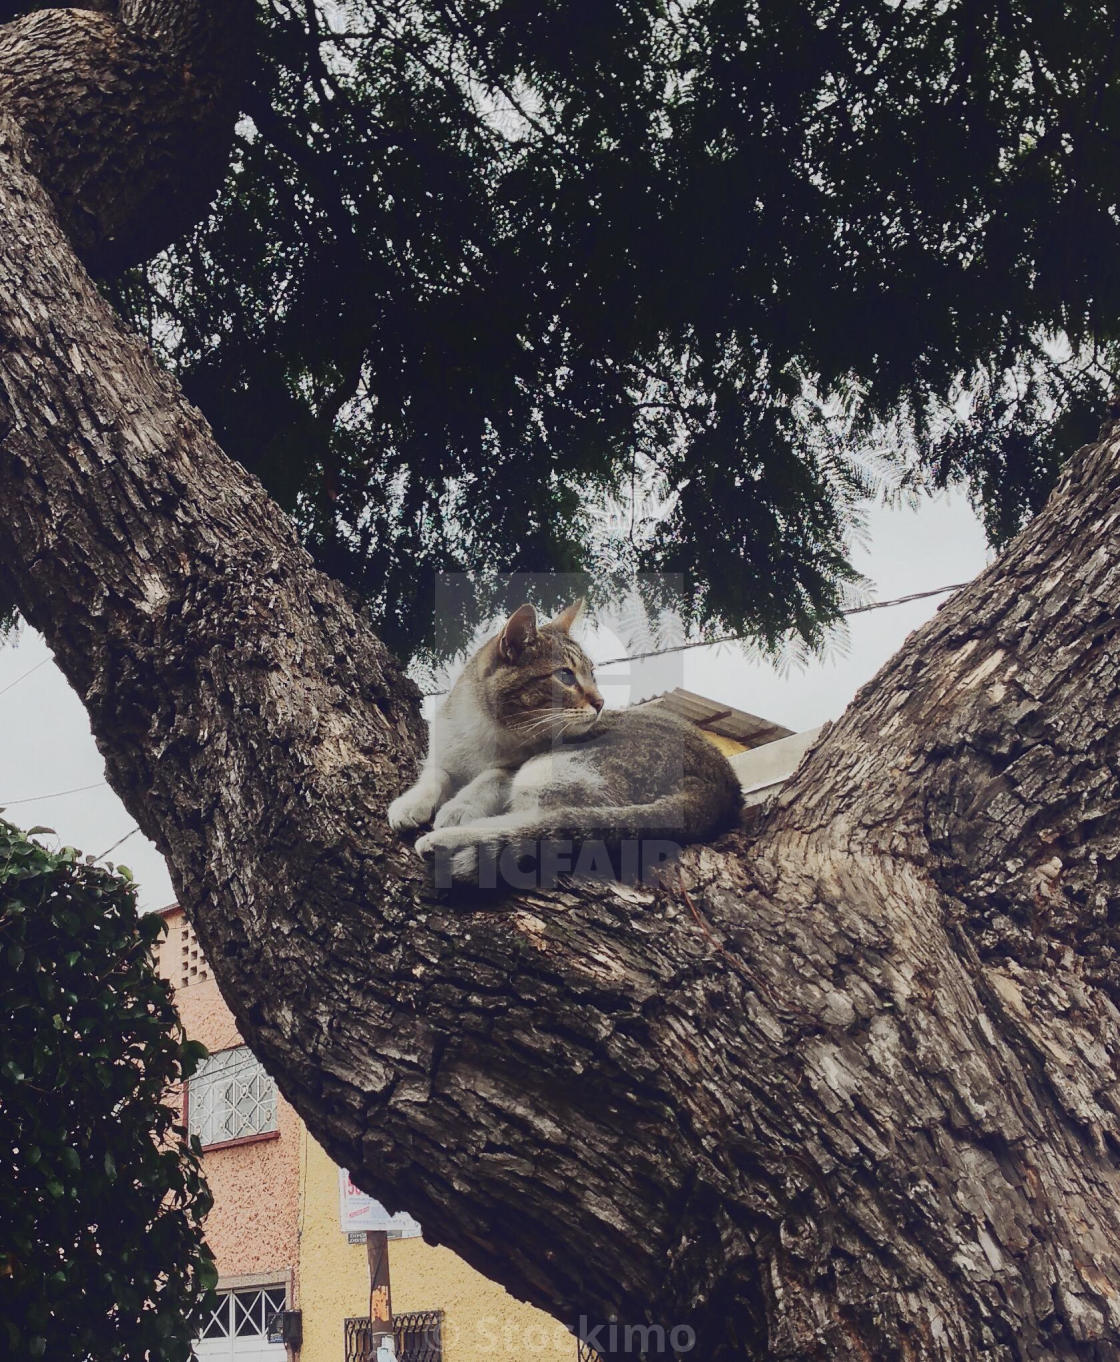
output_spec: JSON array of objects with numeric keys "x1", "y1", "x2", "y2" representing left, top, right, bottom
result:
[
  {"x1": 98, "y1": 826, "x2": 140, "y2": 860},
  {"x1": 0, "y1": 779, "x2": 108, "y2": 807},
  {"x1": 593, "y1": 583, "x2": 970, "y2": 668},
  {"x1": 0, "y1": 655, "x2": 50, "y2": 699}
]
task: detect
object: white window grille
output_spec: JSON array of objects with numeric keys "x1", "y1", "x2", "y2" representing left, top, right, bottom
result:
[
  {"x1": 199, "y1": 1286, "x2": 286, "y2": 1340},
  {"x1": 187, "y1": 1046, "x2": 278, "y2": 1148}
]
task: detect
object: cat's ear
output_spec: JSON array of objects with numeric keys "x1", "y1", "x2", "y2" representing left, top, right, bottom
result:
[
  {"x1": 498, "y1": 604, "x2": 538, "y2": 661},
  {"x1": 549, "y1": 598, "x2": 585, "y2": 634}
]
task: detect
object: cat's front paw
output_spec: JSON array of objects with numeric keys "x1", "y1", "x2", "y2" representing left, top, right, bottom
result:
[
  {"x1": 388, "y1": 786, "x2": 438, "y2": 832},
  {"x1": 431, "y1": 796, "x2": 478, "y2": 829},
  {"x1": 414, "y1": 828, "x2": 483, "y2": 884}
]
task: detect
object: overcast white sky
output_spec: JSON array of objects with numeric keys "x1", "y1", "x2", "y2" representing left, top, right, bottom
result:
[{"x1": 0, "y1": 491, "x2": 990, "y2": 911}]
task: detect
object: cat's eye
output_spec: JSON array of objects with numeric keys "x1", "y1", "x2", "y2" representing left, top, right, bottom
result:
[{"x1": 555, "y1": 667, "x2": 578, "y2": 686}]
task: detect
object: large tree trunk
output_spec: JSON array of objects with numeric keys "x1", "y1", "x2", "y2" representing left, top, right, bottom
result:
[{"x1": 3, "y1": 4, "x2": 1120, "y2": 1359}]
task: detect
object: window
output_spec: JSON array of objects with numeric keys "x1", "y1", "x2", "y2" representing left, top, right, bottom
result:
[
  {"x1": 200, "y1": 1287, "x2": 286, "y2": 1341},
  {"x1": 195, "y1": 1286, "x2": 288, "y2": 1360},
  {"x1": 187, "y1": 1045, "x2": 278, "y2": 1148}
]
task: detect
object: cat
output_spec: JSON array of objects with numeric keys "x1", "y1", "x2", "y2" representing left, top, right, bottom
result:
[{"x1": 388, "y1": 600, "x2": 742, "y2": 884}]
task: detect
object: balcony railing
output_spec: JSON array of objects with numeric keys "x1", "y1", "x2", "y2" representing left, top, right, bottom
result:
[{"x1": 344, "y1": 1311, "x2": 443, "y2": 1362}]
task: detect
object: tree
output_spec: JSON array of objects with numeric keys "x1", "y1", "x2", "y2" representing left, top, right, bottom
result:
[
  {"x1": 0, "y1": 820, "x2": 214, "y2": 1361},
  {"x1": 7, "y1": 0, "x2": 1120, "y2": 656},
  {"x1": 1, "y1": 2, "x2": 1120, "y2": 1359}
]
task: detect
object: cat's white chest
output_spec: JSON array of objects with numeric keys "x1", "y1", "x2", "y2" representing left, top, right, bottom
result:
[{"x1": 432, "y1": 700, "x2": 513, "y2": 779}]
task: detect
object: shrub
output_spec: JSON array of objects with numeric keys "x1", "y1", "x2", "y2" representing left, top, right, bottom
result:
[{"x1": 0, "y1": 820, "x2": 214, "y2": 1360}]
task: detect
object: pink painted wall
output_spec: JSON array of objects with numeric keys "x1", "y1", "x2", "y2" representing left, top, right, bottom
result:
[{"x1": 158, "y1": 908, "x2": 301, "y2": 1298}]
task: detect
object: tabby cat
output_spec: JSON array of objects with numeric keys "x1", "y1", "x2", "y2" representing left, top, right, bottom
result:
[{"x1": 388, "y1": 601, "x2": 741, "y2": 884}]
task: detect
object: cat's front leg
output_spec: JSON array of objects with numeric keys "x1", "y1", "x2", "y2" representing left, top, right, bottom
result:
[
  {"x1": 432, "y1": 767, "x2": 512, "y2": 828},
  {"x1": 415, "y1": 813, "x2": 536, "y2": 883},
  {"x1": 387, "y1": 766, "x2": 452, "y2": 831}
]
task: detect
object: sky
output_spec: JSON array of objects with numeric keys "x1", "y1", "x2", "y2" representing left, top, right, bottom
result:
[{"x1": 0, "y1": 491, "x2": 990, "y2": 911}]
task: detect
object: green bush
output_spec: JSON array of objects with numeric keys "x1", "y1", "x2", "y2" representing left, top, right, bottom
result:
[{"x1": 0, "y1": 820, "x2": 215, "y2": 1361}]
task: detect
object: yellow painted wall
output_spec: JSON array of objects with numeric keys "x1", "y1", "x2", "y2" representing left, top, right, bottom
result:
[
  {"x1": 701, "y1": 731, "x2": 748, "y2": 757},
  {"x1": 298, "y1": 1131, "x2": 574, "y2": 1362}
]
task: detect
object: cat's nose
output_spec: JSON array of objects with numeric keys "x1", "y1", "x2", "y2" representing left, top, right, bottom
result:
[{"x1": 589, "y1": 694, "x2": 604, "y2": 713}]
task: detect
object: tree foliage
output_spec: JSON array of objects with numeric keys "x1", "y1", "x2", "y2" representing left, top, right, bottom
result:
[
  {"x1": 0, "y1": 821, "x2": 214, "y2": 1362},
  {"x1": 104, "y1": 0, "x2": 1120, "y2": 658}
]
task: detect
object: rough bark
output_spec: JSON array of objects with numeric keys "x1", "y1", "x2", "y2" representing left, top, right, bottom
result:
[
  {"x1": 0, "y1": 0, "x2": 253, "y2": 272},
  {"x1": 3, "y1": 5, "x2": 1120, "y2": 1360}
]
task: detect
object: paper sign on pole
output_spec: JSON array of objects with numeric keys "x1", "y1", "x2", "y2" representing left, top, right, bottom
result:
[{"x1": 338, "y1": 1168, "x2": 422, "y2": 1237}]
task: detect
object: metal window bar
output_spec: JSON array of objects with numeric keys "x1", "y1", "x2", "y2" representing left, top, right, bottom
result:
[
  {"x1": 396, "y1": 1311, "x2": 443, "y2": 1362},
  {"x1": 344, "y1": 1317, "x2": 374, "y2": 1362},
  {"x1": 344, "y1": 1311, "x2": 443, "y2": 1362}
]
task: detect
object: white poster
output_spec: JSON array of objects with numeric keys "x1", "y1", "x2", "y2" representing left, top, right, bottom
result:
[{"x1": 338, "y1": 1168, "x2": 422, "y2": 1237}]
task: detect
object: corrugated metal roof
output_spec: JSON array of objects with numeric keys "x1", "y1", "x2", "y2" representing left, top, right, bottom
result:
[{"x1": 645, "y1": 687, "x2": 794, "y2": 748}]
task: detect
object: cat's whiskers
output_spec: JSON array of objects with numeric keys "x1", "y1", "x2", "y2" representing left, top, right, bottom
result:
[
  {"x1": 530, "y1": 712, "x2": 595, "y2": 743},
  {"x1": 515, "y1": 705, "x2": 599, "y2": 742},
  {"x1": 515, "y1": 720, "x2": 569, "y2": 741},
  {"x1": 514, "y1": 707, "x2": 577, "y2": 736}
]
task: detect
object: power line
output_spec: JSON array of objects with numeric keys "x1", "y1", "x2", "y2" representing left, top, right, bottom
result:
[
  {"x1": 421, "y1": 581, "x2": 970, "y2": 696},
  {"x1": 0, "y1": 779, "x2": 107, "y2": 807},
  {"x1": 98, "y1": 826, "x2": 140, "y2": 860},
  {"x1": 842, "y1": 583, "x2": 971, "y2": 615},
  {"x1": 0, "y1": 655, "x2": 50, "y2": 700},
  {"x1": 593, "y1": 582, "x2": 971, "y2": 668}
]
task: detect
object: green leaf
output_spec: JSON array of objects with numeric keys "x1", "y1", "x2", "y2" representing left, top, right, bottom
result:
[{"x1": 197, "y1": 1256, "x2": 219, "y2": 1294}]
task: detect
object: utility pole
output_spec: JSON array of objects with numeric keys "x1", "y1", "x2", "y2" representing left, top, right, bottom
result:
[{"x1": 366, "y1": 1229, "x2": 395, "y2": 1360}]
